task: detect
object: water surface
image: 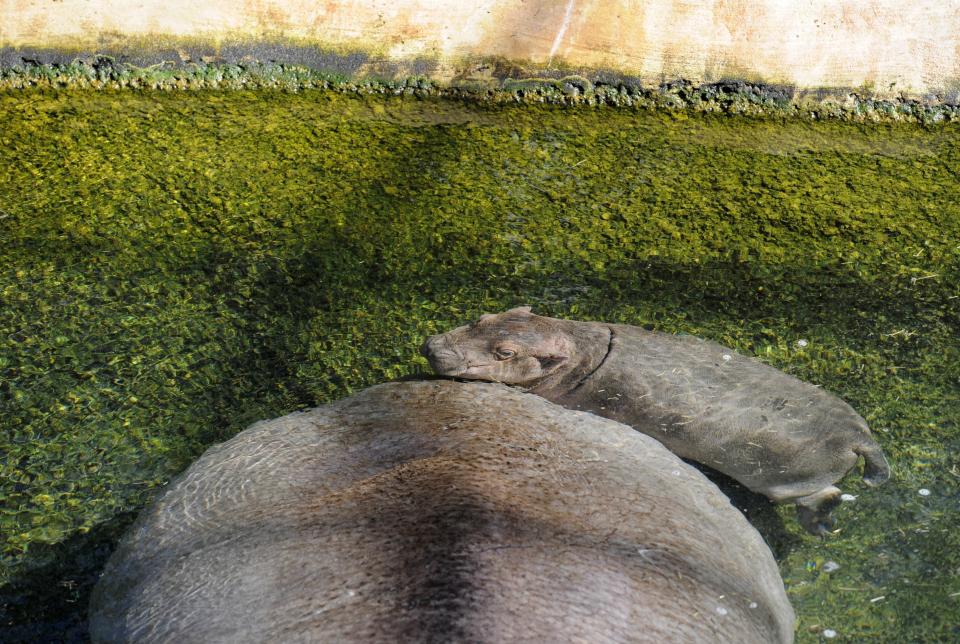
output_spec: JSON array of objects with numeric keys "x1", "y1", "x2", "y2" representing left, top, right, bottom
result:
[{"x1": 1, "y1": 90, "x2": 958, "y2": 641}]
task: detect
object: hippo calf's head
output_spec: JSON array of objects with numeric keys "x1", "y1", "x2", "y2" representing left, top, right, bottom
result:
[{"x1": 420, "y1": 307, "x2": 575, "y2": 386}]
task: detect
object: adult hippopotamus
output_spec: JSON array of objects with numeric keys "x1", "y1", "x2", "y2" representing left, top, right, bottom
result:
[
  {"x1": 421, "y1": 308, "x2": 890, "y2": 535},
  {"x1": 89, "y1": 380, "x2": 795, "y2": 643}
]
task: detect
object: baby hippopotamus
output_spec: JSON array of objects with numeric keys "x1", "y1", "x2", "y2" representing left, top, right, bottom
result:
[{"x1": 421, "y1": 307, "x2": 890, "y2": 535}]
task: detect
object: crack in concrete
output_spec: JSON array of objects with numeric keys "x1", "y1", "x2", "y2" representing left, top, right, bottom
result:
[{"x1": 548, "y1": 0, "x2": 577, "y2": 64}]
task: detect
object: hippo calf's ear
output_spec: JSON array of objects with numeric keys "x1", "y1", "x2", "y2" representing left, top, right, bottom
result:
[{"x1": 507, "y1": 306, "x2": 533, "y2": 315}]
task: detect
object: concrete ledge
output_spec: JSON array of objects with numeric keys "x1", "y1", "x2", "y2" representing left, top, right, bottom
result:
[{"x1": 3, "y1": 1, "x2": 960, "y2": 121}]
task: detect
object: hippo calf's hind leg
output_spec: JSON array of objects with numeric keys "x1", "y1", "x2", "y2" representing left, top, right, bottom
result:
[{"x1": 795, "y1": 486, "x2": 842, "y2": 536}]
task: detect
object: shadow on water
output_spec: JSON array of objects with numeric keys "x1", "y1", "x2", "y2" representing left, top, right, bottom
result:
[
  {"x1": 0, "y1": 513, "x2": 137, "y2": 644},
  {"x1": 688, "y1": 463, "x2": 801, "y2": 560}
]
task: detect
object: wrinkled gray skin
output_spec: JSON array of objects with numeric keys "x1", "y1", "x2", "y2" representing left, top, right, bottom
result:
[
  {"x1": 421, "y1": 308, "x2": 891, "y2": 535},
  {"x1": 90, "y1": 381, "x2": 795, "y2": 643}
]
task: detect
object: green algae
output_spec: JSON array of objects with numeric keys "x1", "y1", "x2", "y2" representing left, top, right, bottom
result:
[{"x1": 0, "y1": 90, "x2": 958, "y2": 641}]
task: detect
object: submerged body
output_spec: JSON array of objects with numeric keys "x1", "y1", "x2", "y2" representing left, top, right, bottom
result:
[
  {"x1": 421, "y1": 308, "x2": 890, "y2": 534},
  {"x1": 90, "y1": 380, "x2": 795, "y2": 643}
]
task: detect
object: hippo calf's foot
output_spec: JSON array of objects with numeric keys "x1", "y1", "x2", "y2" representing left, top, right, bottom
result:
[{"x1": 795, "y1": 486, "x2": 842, "y2": 536}]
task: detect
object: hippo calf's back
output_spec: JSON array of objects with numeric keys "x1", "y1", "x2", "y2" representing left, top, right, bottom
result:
[
  {"x1": 551, "y1": 325, "x2": 887, "y2": 497},
  {"x1": 90, "y1": 381, "x2": 795, "y2": 643}
]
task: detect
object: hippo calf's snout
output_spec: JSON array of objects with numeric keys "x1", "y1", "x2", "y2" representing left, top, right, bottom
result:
[
  {"x1": 418, "y1": 334, "x2": 443, "y2": 360},
  {"x1": 420, "y1": 334, "x2": 464, "y2": 374},
  {"x1": 418, "y1": 335, "x2": 438, "y2": 358}
]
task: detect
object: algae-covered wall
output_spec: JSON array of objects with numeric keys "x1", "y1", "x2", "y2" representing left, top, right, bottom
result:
[{"x1": 3, "y1": 0, "x2": 960, "y2": 103}]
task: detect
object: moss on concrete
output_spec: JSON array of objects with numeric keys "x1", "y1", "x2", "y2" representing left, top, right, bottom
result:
[
  {"x1": 1, "y1": 54, "x2": 959, "y2": 124},
  {"x1": 0, "y1": 90, "x2": 958, "y2": 641}
]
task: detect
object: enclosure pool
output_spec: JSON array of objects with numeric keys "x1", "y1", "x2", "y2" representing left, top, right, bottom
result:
[{"x1": 0, "y1": 90, "x2": 958, "y2": 641}]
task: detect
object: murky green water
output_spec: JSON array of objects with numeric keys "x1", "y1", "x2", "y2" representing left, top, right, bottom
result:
[{"x1": 1, "y1": 90, "x2": 958, "y2": 641}]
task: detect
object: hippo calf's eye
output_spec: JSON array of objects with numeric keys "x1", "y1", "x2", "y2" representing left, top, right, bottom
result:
[{"x1": 495, "y1": 349, "x2": 516, "y2": 360}]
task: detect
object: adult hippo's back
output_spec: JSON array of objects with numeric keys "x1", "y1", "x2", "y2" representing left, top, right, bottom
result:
[{"x1": 90, "y1": 380, "x2": 795, "y2": 643}]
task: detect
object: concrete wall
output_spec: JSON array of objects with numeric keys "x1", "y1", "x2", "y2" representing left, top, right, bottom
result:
[{"x1": 3, "y1": 0, "x2": 960, "y2": 101}]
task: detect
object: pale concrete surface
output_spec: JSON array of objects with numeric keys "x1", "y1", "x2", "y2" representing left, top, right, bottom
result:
[{"x1": 2, "y1": 0, "x2": 959, "y2": 99}]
